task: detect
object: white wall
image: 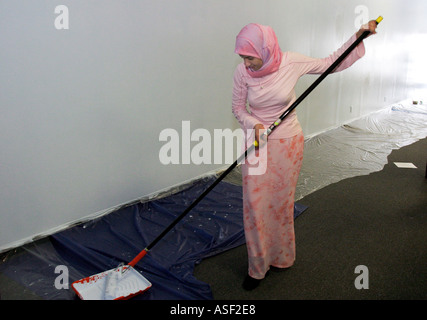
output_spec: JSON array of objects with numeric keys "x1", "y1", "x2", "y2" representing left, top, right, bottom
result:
[{"x1": 1, "y1": 0, "x2": 426, "y2": 251}]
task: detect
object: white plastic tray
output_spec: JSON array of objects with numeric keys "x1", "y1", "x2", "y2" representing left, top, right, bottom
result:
[{"x1": 72, "y1": 265, "x2": 152, "y2": 300}]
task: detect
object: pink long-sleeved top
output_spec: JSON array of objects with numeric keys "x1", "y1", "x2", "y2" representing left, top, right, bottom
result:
[{"x1": 232, "y1": 33, "x2": 365, "y2": 139}]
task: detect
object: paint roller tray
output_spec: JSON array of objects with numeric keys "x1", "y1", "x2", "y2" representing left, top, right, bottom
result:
[{"x1": 72, "y1": 265, "x2": 152, "y2": 300}]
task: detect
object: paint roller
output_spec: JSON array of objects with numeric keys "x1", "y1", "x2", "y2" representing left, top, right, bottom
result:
[
  {"x1": 73, "y1": 16, "x2": 383, "y2": 300},
  {"x1": 103, "y1": 263, "x2": 124, "y2": 300}
]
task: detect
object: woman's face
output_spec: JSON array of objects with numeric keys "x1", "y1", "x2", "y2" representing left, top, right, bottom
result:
[{"x1": 240, "y1": 55, "x2": 263, "y2": 71}]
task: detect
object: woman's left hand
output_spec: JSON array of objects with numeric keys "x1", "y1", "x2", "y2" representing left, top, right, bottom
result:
[{"x1": 356, "y1": 20, "x2": 378, "y2": 38}]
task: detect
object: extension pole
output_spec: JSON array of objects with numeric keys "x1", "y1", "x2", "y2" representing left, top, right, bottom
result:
[{"x1": 128, "y1": 16, "x2": 383, "y2": 268}]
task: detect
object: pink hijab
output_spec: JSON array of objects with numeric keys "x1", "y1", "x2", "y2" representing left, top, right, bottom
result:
[{"x1": 235, "y1": 23, "x2": 283, "y2": 78}]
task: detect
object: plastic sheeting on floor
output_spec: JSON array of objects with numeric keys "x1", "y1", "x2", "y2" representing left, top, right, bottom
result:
[
  {"x1": 0, "y1": 177, "x2": 307, "y2": 300},
  {"x1": 1, "y1": 100, "x2": 425, "y2": 300},
  {"x1": 296, "y1": 100, "x2": 427, "y2": 201}
]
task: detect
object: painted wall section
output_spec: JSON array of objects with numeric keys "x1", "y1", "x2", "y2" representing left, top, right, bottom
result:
[{"x1": 1, "y1": 0, "x2": 426, "y2": 250}]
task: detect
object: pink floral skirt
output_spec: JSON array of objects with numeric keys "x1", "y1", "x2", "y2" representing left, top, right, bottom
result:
[{"x1": 242, "y1": 132, "x2": 304, "y2": 279}]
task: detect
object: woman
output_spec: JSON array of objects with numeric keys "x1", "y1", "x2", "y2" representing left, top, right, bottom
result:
[{"x1": 232, "y1": 21, "x2": 378, "y2": 290}]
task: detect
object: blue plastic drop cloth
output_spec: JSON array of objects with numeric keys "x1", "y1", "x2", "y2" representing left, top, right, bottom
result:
[{"x1": 1, "y1": 177, "x2": 307, "y2": 300}]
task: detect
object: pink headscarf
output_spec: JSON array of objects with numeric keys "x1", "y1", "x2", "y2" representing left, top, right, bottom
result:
[{"x1": 235, "y1": 23, "x2": 283, "y2": 78}]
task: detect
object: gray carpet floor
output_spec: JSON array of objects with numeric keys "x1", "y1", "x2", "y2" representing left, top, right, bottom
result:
[{"x1": 193, "y1": 137, "x2": 427, "y2": 300}]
